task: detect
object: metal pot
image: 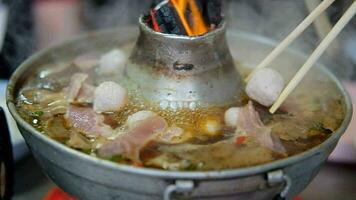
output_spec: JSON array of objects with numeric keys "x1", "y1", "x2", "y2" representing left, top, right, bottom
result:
[
  {"x1": 128, "y1": 18, "x2": 244, "y2": 107},
  {"x1": 6, "y1": 25, "x2": 352, "y2": 200}
]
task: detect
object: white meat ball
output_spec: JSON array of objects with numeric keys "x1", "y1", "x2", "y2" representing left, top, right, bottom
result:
[
  {"x1": 97, "y1": 49, "x2": 127, "y2": 75},
  {"x1": 246, "y1": 68, "x2": 285, "y2": 107},
  {"x1": 93, "y1": 81, "x2": 127, "y2": 113},
  {"x1": 126, "y1": 110, "x2": 157, "y2": 129},
  {"x1": 224, "y1": 107, "x2": 241, "y2": 127}
]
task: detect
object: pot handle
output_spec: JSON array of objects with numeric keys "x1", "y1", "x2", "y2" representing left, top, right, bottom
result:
[
  {"x1": 0, "y1": 107, "x2": 13, "y2": 200},
  {"x1": 163, "y1": 180, "x2": 194, "y2": 200},
  {"x1": 268, "y1": 169, "x2": 292, "y2": 200}
]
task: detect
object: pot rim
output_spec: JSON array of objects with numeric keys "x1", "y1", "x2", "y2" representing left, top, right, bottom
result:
[{"x1": 6, "y1": 29, "x2": 353, "y2": 180}]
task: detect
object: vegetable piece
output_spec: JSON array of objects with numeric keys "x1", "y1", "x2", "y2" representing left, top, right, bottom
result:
[
  {"x1": 246, "y1": 68, "x2": 285, "y2": 107},
  {"x1": 235, "y1": 136, "x2": 246, "y2": 145},
  {"x1": 126, "y1": 110, "x2": 157, "y2": 129},
  {"x1": 224, "y1": 107, "x2": 241, "y2": 127},
  {"x1": 67, "y1": 132, "x2": 92, "y2": 150},
  {"x1": 156, "y1": 125, "x2": 194, "y2": 144},
  {"x1": 93, "y1": 81, "x2": 127, "y2": 113},
  {"x1": 97, "y1": 49, "x2": 127, "y2": 75},
  {"x1": 43, "y1": 116, "x2": 70, "y2": 141}
]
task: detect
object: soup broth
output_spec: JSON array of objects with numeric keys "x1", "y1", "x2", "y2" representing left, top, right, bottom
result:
[{"x1": 16, "y1": 43, "x2": 345, "y2": 171}]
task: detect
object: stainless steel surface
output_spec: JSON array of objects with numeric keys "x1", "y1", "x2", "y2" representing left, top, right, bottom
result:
[
  {"x1": 6, "y1": 27, "x2": 352, "y2": 200},
  {"x1": 163, "y1": 180, "x2": 194, "y2": 200},
  {"x1": 12, "y1": 156, "x2": 356, "y2": 200},
  {"x1": 267, "y1": 170, "x2": 292, "y2": 198},
  {"x1": 128, "y1": 17, "x2": 244, "y2": 108}
]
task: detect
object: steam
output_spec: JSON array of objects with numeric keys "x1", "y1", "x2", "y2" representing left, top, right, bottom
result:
[
  {"x1": 224, "y1": 0, "x2": 355, "y2": 79},
  {"x1": 4, "y1": 0, "x2": 355, "y2": 80}
]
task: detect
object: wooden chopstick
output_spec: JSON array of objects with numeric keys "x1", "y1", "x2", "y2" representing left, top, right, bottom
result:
[
  {"x1": 245, "y1": 0, "x2": 335, "y2": 82},
  {"x1": 269, "y1": 1, "x2": 356, "y2": 114}
]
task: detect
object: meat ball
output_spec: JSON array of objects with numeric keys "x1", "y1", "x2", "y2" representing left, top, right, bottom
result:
[
  {"x1": 97, "y1": 49, "x2": 127, "y2": 75},
  {"x1": 126, "y1": 110, "x2": 157, "y2": 129},
  {"x1": 224, "y1": 107, "x2": 241, "y2": 127},
  {"x1": 93, "y1": 81, "x2": 127, "y2": 113},
  {"x1": 246, "y1": 68, "x2": 285, "y2": 107}
]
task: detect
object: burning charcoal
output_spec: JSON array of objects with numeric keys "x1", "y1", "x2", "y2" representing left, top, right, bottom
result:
[
  {"x1": 196, "y1": 0, "x2": 222, "y2": 27},
  {"x1": 151, "y1": 0, "x2": 165, "y2": 8},
  {"x1": 150, "y1": 9, "x2": 162, "y2": 32},
  {"x1": 155, "y1": 3, "x2": 187, "y2": 35},
  {"x1": 206, "y1": 0, "x2": 222, "y2": 26}
]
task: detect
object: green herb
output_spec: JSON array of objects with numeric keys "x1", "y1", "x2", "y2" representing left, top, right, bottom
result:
[
  {"x1": 310, "y1": 123, "x2": 333, "y2": 135},
  {"x1": 30, "y1": 111, "x2": 44, "y2": 118},
  {"x1": 110, "y1": 155, "x2": 124, "y2": 162},
  {"x1": 81, "y1": 149, "x2": 92, "y2": 155},
  {"x1": 180, "y1": 160, "x2": 198, "y2": 171}
]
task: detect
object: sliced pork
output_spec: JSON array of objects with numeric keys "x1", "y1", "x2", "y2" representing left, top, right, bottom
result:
[
  {"x1": 98, "y1": 116, "x2": 168, "y2": 162},
  {"x1": 126, "y1": 110, "x2": 157, "y2": 128},
  {"x1": 65, "y1": 73, "x2": 96, "y2": 104},
  {"x1": 236, "y1": 101, "x2": 286, "y2": 155},
  {"x1": 65, "y1": 105, "x2": 114, "y2": 137},
  {"x1": 67, "y1": 73, "x2": 88, "y2": 102},
  {"x1": 76, "y1": 84, "x2": 95, "y2": 104},
  {"x1": 93, "y1": 81, "x2": 127, "y2": 113}
]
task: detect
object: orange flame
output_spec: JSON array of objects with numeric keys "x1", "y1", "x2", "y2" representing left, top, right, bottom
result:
[{"x1": 171, "y1": 0, "x2": 208, "y2": 36}]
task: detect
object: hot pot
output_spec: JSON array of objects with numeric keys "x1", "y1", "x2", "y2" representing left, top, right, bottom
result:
[{"x1": 6, "y1": 21, "x2": 352, "y2": 200}]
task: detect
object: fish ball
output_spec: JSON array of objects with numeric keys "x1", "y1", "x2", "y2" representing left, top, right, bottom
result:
[
  {"x1": 246, "y1": 68, "x2": 285, "y2": 106},
  {"x1": 93, "y1": 81, "x2": 127, "y2": 113}
]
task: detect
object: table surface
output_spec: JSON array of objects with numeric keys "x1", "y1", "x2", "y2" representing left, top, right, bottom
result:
[{"x1": 12, "y1": 155, "x2": 356, "y2": 200}]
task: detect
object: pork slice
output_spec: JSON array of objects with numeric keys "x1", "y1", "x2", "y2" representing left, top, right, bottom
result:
[
  {"x1": 65, "y1": 105, "x2": 113, "y2": 137},
  {"x1": 236, "y1": 101, "x2": 286, "y2": 155},
  {"x1": 76, "y1": 84, "x2": 95, "y2": 103},
  {"x1": 98, "y1": 116, "x2": 168, "y2": 162},
  {"x1": 65, "y1": 73, "x2": 96, "y2": 104},
  {"x1": 67, "y1": 73, "x2": 89, "y2": 102}
]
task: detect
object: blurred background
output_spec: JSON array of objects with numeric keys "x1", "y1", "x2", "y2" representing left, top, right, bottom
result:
[{"x1": 0, "y1": 0, "x2": 355, "y2": 199}]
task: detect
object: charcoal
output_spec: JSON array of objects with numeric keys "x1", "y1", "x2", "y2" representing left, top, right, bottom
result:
[
  {"x1": 206, "y1": 0, "x2": 222, "y2": 26},
  {"x1": 155, "y1": 3, "x2": 187, "y2": 35},
  {"x1": 196, "y1": 0, "x2": 222, "y2": 26},
  {"x1": 151, "y1": 0, "x2": 164, "y2": 8},
  {"x1": 148, "y1": 0, "x2": 222, "y2": 35}
]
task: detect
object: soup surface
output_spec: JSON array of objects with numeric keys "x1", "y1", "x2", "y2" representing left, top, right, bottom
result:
[{"x1": 16, "y1": 42, "x2": 345, "y2": 171}]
